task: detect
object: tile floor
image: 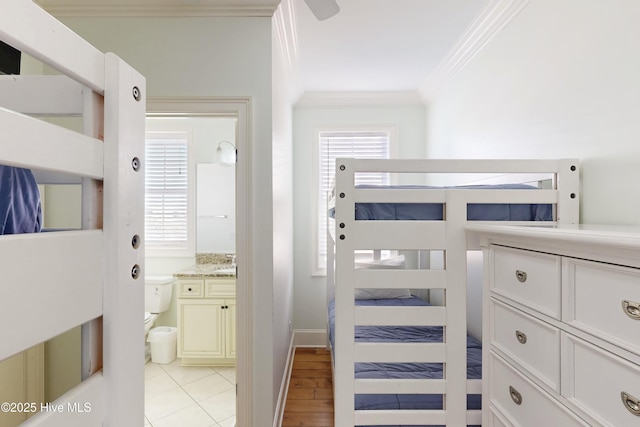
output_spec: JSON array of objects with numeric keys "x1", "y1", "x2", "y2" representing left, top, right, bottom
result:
[{"x1": 144, "y1": 359, "x2": 236, "y2": 427}]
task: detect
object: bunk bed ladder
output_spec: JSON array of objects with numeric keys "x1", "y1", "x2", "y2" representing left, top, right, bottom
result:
[{"x1": 333, "y1": 158, "x2": 474, "y2": 426}]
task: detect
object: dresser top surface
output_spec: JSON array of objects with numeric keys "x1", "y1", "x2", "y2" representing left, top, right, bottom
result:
[{"x1": 466, "y1": 223, "x2": 640, "y2": 252}]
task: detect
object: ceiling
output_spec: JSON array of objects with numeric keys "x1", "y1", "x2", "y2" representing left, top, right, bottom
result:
[
  {"x1": 37, "y1": 0, "x2": 488, "y2": 95},
  {"x1": 292, "y1": 0, "x2": 486, "y2": 93}
]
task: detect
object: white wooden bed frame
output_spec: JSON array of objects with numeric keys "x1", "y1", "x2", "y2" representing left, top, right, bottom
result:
[
  {"x1": 327, "y1": 158, "x2": 580, "y2": 427},
  {"x1": 1, "y1": 1, "x2": 145, "y2": 426}
]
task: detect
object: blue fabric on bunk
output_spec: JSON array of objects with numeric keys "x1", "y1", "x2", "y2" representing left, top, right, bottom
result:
[
  {"x1": 0, "y1": 165, "x2": 42, "y2": 235},
  {"x1": 328, "y1": 297, "x2": 482, "y2": 427},
  {"x1": 329, "y1": 183, "x2": 552, "y2": 221}
]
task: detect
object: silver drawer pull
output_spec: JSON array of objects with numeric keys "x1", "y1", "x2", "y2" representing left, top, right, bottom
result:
[
  {"x1": 515, "y1": 330, "x2": 527, "y2": 344},
  {"x1": 622, "y1": 300, "x2": 640, "y2": 320},
  {"x1": 515, "y1": 270, "x2": 527, "y2": 283},
  {"x1": 509, "y1": 386, "x2": 522, "y2": 405},
  {"x1": 622, "y1": 392, "x2": 640, "y2": 416}
]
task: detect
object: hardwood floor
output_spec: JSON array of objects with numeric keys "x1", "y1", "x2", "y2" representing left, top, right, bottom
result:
[{"x1": 282, "y1": 347, "x2": 334, "y2": 427}]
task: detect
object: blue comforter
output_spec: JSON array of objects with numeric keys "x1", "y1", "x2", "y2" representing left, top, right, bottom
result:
[
  {"x1": 329, "y1": 297, "x2": 481, "y2": 427},
  {"x1": 0, "y1": 165, "x2": 42, "y2": 234},
  {"x1": 330, "y1": 183, "x2": 552, "y2": 221}
]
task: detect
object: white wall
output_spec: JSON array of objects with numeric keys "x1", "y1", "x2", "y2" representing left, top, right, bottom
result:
[
  {"x1": 43, "y1": 185, "x2": 81, "y2": 229},
  {"x1": 58, "y1": 15, "x2": 279, "y2": 423},
  {"x1": 427, "y1": 0, "x2": 640, "y2": 225},
  {"x1": 427, "y1": 0, "x2": 640, "y2": 339},
  {"x1": 271, "y1": 18, "x2": 295, "y2": 419},
  {"x1": 292, "y1": 102, "x2": 426, "y2": 330}
]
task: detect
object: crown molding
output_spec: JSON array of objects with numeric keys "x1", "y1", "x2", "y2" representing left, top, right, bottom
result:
[
  {"x1": 295, "y1": 91, "x2": 425, "y2": 107},
  {"x1": 40, "y1": 5, "x2": 277, "y2": 17},
  {"x1": 419, "y1": 0, "x2": 530, "y2": 102},
  {"x1": 273, "y1": 0, "x2": 299, "y2": 81},
  {"x1": 273, "y1": 0, "x2": 304, "y2": 103}
]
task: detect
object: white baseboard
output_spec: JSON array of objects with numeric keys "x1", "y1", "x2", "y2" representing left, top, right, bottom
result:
[
  {"x1": 273, "y1": 329, "x2": 328, "y2": 427},
  {"x1": 292, "y1": 328, "x2": 327, "y2": 348}
]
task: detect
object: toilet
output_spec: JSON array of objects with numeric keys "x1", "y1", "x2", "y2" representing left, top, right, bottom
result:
[{"x1": 144, "y1": 275, "x2": 174, "y2": 362}]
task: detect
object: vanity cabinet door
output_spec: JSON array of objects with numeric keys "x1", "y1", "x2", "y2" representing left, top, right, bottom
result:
[
  {"x1": 225, "y1": 299, "x2": 237, "y2": 358},
  {"x1": 178, "y1": 299, "x2": 225, "y2": 358}
]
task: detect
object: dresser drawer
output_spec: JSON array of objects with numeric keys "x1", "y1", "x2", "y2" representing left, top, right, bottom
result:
[
  {"x1": 179, "y1": 279, "x2": 204, "y2": 297},
  {"x1": 564, "y1": 258, "x2": 640, "y2": 354},
  {"x1": 205, "y1": 279, "x2": 235, "y2": 298},
  {"x1": 489, "y1": 352, "x2": 589, "y2": 427},
  {"x1": 563, "y1": 333, "x2": 640, "y2": 426},
  {"x1": 491, "y1": 299, "x2": 560, "y2": 391},
  {"x1": 487, "y1": 406, "x2": 510, "y2": 427},
  {"x1": 491, "y1": 245, "x2": 562, "y2": 319}
]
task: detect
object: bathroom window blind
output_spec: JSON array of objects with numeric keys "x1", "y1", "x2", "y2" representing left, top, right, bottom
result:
[
  {"x1": 145, "y1": 131, "x2": 189, "y2": 250},
  {"x1": 316, "y1": 130, "x2": 391, "y2": 273}
]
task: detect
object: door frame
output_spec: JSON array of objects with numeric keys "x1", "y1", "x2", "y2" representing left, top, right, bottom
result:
[{"x1": 146, "y1": 97, "x2": 253, "y2": 427}]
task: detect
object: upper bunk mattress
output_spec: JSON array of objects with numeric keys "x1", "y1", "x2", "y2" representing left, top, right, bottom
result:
[{"x1": 329, "y1": 183, "x2": 552, "y2": 221}]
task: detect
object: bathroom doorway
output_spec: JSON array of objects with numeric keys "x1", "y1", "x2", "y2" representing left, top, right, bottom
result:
[{"x1": 144, "y1": 98, "x2": 251, "y2": 427}]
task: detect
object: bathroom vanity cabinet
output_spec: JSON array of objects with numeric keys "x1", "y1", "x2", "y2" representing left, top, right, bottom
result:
[{"x1": 176, "y1": 277, "x2": 236, "y2": 366}]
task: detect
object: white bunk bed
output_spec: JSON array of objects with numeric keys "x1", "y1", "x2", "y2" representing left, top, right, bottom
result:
[
  {"x1": 326, "y1": 159, "x2": 580, "y2": 427},
  {"x1": 1, "y1": 1, "x2": 145, "y2": 426}
]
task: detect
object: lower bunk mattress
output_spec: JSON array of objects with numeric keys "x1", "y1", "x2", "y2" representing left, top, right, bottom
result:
[{"x1": 328, "y1": 296, "x2": 481, "y2": 427}]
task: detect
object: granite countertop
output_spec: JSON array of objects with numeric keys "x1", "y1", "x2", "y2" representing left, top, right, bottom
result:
[
  {"x1": 173, "y1": 253, "x2": 236, "y2": 278},
  {"x1": 174, "y1": 263, "x2": 236, "y2": 278}
]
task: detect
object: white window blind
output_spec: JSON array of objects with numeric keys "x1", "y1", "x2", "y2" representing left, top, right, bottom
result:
[
  {"x1": 145, "y1": 131, "x2": 189, "y2": 250},
  {"x1": 317, "y1": 130, "x2": 391, "y2": 272}
]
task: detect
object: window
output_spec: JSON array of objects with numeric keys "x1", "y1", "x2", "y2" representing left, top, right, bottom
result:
[
  {"x1": 145, "y1": 129, "x2": 194, "y2": 255},
  {"x1": 315, "y1": 130, "x2": 392, "y2": 274}
]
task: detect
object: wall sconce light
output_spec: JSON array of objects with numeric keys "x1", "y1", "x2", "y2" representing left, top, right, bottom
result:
[{"x1": 216, "y1": 140, "x2": 236, "y2": 166}]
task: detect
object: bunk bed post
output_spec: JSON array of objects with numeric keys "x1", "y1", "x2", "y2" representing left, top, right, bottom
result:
[
  {"x1": 480, "y1": 239, "x2": 492, "y2": 427},
  {"x1": 445, "y1": 192, "x2": 471, "y2": 426},
  {"x1": 326, "y1": 204, "x2": 335, "y2": 350},
  {"x1": 102, "y1": 53, "x2": 146, "y2": 427},
  {"x1": 334, "y1": 158, "x2": 357, "y2": 426},
  {"x1": 556, "y1": 159, "x2": 580, "y2": 224},
  {"x1": 81, "y1": 88, "x2": 105, "y2": 381}
]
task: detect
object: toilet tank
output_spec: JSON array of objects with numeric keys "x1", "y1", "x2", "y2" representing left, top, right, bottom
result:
[{"x1": 145, "y1": 275, "x2": 174, "y2": 313}]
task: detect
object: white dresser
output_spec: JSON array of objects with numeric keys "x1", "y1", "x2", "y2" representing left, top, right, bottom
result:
[{"x1": 467, "y1": 224, "x2": 640, "y2": 427}]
